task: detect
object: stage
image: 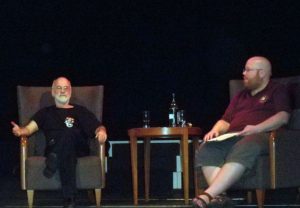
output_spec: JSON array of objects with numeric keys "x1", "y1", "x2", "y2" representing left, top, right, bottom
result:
[{"x1": 1, "y1": 176, "x2": 299, "y2": 208}]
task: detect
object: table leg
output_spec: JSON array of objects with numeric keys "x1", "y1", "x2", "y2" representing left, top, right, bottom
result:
[
  {"x1": 181, "y1": 129, "x2": 189, "y2": 205},
  {"x1": 130, "y1": 136, "x2": 138, "y2": 205},
  {"x1": 144, "y1": 138, "x2": 151, "y2": 202}
]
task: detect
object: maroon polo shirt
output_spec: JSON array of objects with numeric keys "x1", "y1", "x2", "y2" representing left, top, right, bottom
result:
[{"x1": 222, "y1": 81, "x2": 291, "y2": 132}]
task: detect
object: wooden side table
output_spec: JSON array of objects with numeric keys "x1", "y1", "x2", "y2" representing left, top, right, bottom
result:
[{"x1": 128, "y1": 127, "x2": 202, "y2": 205}]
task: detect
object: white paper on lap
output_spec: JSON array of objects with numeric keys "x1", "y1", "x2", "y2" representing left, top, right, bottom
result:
[{"x1": 207, "y1": 132, "x2": 239, "y2": 142}]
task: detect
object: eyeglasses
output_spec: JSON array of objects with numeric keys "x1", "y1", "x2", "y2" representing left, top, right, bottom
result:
[{"x1": 243, "y1": 68, "x2": 262, "y2": 73}]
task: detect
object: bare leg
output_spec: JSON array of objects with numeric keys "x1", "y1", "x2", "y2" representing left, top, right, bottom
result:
[
  {"x1": 202, "y1": 166, "x2": 220, "y2": 185},
  {"x1": 196, "y1": 162, "x2": 245, "y2": 205},
  {"x1": 206, "y1": 162, "x2": 245, "y2": 197}
]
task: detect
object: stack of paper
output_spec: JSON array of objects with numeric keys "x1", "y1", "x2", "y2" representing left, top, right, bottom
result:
[{"x1": 207, "y1": 132, "x2": 239, "y2": 142}]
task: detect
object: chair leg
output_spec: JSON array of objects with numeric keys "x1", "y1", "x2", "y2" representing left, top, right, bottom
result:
[
  {"x1": 247, "y1": 191, "x2": 252, "y2": 204},
  {"x1": 95, "y1": 188, "x2": 102, "y2": 208},
  {"x1": 27, "y1": 190, "x2": 34, "y2": 208},
  {"x1": 256, "y1": 189, "x2": 265, "y2": 208}
]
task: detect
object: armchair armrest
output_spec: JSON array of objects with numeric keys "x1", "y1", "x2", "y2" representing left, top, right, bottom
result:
[
  {"x1": 98, "y1": 142, "x2": 106, "y2": 188},
  {"x1": 20, "y1": 136, "x2": 28, "y2": 190},
  {"x1": 269, "y1": 130, "x2": 300, "y2": 188}
]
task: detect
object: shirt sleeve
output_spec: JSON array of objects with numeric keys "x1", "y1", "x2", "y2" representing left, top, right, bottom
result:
[{"x1": 31, "y1": 108, "x2": 47, "y2": 129}]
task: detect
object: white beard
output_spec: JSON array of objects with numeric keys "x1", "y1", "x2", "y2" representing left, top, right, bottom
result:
[{"x1": 54, "y1": 95, "x2": 70, "y2": 105}]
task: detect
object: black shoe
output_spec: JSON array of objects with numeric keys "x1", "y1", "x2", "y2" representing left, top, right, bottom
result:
[
  {"x1": 63, "y1": 197, "x2": 76, "y2": 208},
  {"x1": 43, "y1": 153, "x2": 58, "y2": 178}
]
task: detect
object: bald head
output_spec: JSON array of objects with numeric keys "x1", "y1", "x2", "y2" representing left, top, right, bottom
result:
[
  {"x1": 52, "y1": 77, "x2": 71, "y2": 88},
  {"x1": 243, "y1": 56, "x2": 273, "y2": 94},
  {"x1": 245, "y1": 56, "x2": 272, "y2": 79}
]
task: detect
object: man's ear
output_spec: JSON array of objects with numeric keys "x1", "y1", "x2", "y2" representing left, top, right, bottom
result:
[{"x1": 259, "y1": 69, "x2": 267, "y2": 78}]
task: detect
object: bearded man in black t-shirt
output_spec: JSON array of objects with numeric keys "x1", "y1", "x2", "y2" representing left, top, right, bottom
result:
[{"x1": 11, "y1": 77, "x2": 107, "y2": 208}]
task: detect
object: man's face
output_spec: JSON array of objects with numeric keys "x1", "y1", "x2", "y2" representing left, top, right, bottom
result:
[
  {"x1": 242, "y1": 60, "x2": 263, "y2": 90},
  {"x1": 52, "y1": 78, "x2": 72, "y2": 105}
]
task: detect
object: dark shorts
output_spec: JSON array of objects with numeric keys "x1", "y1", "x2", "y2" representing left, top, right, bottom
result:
[{"x1": 195, "y1": 133, "x2": 269, "y2": 170}]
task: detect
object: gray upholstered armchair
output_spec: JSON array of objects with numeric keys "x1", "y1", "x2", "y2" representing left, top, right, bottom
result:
[
  {"x1": 195, "y1": 76, "x2": 300, "y2": 208},
  {"x1": 17, "y1": 85, "x2": 106, "y2": 208}
]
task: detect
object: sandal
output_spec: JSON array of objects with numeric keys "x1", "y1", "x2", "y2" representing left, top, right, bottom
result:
[
  {"x1": 210, "y1": 194, "x2": 234, "y2": 208},
  {"x1": 192, "y1": 192, "x2": 213, "y2": 208}
]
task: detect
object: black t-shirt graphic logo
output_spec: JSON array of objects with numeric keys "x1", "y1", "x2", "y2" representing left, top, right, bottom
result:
[{"x1": 64, "y1": 117, "x2": 75, "y2": 128}]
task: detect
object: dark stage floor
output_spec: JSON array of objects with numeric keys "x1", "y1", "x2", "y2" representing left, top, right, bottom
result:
[{"x1": 1, "y1": 176, "x2": 300, "y2": 208}]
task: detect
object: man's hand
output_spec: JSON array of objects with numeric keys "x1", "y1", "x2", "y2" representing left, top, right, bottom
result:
[
  {"x1": 11, "y1": 120, "x2": 38, "y2": 137},
  {"x1": 95, "y1": 126, "x2": 107, "y2": 143},
  {"x1": 203, "y1": 130, "x2": 220, "y2": 142},
  {"x1": 11, "y1": 121, "x2": 22, "y2": 137},
  {"x1": 203, "y1": 119, "x2": 230, "y2": 142},
  {"x1": 238, "y1": 125, "x2": 262, "y2": 136}
]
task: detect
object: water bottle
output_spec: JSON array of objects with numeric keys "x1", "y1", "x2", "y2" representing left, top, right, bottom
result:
[{"x1": 168, "y1": 93, "x2": 178, "y2": 127}]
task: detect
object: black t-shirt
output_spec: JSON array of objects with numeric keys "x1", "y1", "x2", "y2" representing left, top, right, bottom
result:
[{"x1": 32, "y1": 104, "x2": 101, "y2": 141}]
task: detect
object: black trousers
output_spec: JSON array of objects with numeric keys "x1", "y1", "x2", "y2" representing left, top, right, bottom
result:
[{"x1": 46, "y1": 128, "x2": 90, "y2": 198}]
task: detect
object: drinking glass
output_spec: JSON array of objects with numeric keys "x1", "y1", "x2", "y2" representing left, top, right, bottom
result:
[
  {"x1": 177, "y1": 110, "x2": 186, "y2": 127},
  {"x1": 142, "y1": 110, "x2": 150, "y2": 128}
]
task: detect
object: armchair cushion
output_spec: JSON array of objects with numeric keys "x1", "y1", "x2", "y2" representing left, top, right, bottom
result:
[
  {"x1": 26, "y1": 156, "x2": 61, "y2": 190},
  {"x1": 26, "y1": 155, "x2": 102, "y2": 190},
  {"x1": 76, "y1": 156, "x2": 102, "y2": 189},
  {"x1": 272, "y1": 130, "x2": 300, "y2": 188}
]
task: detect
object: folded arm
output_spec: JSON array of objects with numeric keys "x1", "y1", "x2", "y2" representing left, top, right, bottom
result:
[{"x1": 238, "y1": 111, "x2": 290, "y2": 136}]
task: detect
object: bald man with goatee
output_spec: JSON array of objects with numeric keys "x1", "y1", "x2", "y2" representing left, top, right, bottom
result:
[{"x1": 192, "y1": 56, "x2": 291, "y2": 208}]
